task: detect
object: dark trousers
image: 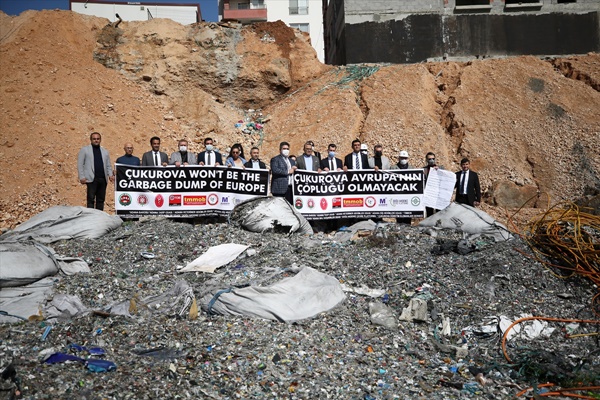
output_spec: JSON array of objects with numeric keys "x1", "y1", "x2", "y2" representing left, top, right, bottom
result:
[
  {"x1": 425, "y1": 207, "x2": 437, "y2": 218},
  {"x1": 86, "y1": 178, "x2": 107, "y2": 211},
  {"x1": 273, "y1": 185, "x2": 293, "y2": 205},
  {"x1": 455, "y1": 194, "x2": 471, "y2": 206}
]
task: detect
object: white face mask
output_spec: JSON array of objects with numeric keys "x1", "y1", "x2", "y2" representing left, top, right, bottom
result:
[
  {"x1": 179, "y1": 146, "x2": 187, "y2": 152},
  {"x1": 281, "y1": 149, "x2": 290, "y2": 157},
  {"x1": 206, "y1": 144, "x2": 214, "y2": 152},
  {"x1": 400, "y1": 159, "x2": 408, "y2": 165}
]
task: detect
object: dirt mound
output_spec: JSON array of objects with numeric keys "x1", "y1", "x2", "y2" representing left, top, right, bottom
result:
[{"x1": 1, "y1": 10, "x2": 599, "y2": 229}]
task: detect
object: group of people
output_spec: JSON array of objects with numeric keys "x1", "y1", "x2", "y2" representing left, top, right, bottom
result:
[{"x1": 77, "y1": 133, "x2": 481, "y2": 218}]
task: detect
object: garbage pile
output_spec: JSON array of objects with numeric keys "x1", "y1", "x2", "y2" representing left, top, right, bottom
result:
[{"x1": 1, "y1": 208, "x2": 598, "y2": 399}]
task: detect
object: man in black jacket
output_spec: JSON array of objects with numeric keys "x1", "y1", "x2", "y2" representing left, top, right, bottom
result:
[
  {"x1": 455, "y1": 158, "x2": 481, "y2": 207},
  {"x1": 343, "y1": 139, "x2": 370, "y2": 171},
  {"x1": 244, "y1": 147, "x2": 267, "y2": 169}
]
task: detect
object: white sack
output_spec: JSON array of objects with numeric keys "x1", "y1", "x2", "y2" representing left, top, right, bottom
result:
[
  {"x1": 229, "y1": 197, "x2": 313, "y2": 235},
  {"x1": 0, "y1": 241, "x2": 59, "y2": 287},
  {"x1": 2, "y1": 205, "x2": 122, "y2": 244},
  {"x1": 200, "y1": 267, "x2": 346, "y2": 322},
  {"x1": 418, "y1": 202, "x2": 512, "y2": 242},
  {"x1": 178, "y1": 243, "x2": 249, "y2": 273},
  {"x1": 0, "y1": 277, "x2": 55, "y2": 323},
  {"x1": 43, "y1": 294, "x2": 90, "y2": 322}
]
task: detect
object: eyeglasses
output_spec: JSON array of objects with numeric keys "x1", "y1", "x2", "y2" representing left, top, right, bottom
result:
[{"x1": 232, "y1": 151, "x2": 240, "y2": 154}]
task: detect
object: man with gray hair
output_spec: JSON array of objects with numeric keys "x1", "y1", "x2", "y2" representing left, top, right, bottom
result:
[{"x1": 77, "y1": 132, "x2": 114, "y2": 211}]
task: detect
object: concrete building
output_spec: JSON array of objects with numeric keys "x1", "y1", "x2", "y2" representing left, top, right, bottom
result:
[
  {"x1": 70, "y1": 1, "x2": 201, "y2": 25},
  {"x1": 325, "y1": 0, "x2": 600, "y2": 65},
  {"x1": 219, "y1": 0, "x2": 326, "y2": 62}
]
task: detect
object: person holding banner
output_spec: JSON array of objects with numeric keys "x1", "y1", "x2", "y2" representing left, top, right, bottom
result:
[
  {"x1": 226, "y1": 144, "x2": 246, "y2": 168},
  {"x1": 343, "y1": 139, "x2": 370, "y2": 171},
  {"x1": 198, "y1": 137, "x2": 222, "y2": 166},
  {"x1": 320, "y1": 144, "x2": 343, "y2": 172},
  {"x1": 296, "y1": 142, "x2": 321, "y2": 172},
  {"x1": 244, "y1": 147, "x2": 267, "y2": 169},
  {"x1": 368, "y1": 144, "x2": 391, "y2": 171},
  {"x1": 454, "y1": 158, "x2": 481, "y2": 207},
  {"x1": 270, "y1": 141, "x2": 296, "y2": 204},
  {"x1": 115, "y1": 142, "x2": 140, "y2": 166},
  {"x1": 141, "y1": 136, "x2": 168, "y2": 167},
  {"x1": 77, "y1": 132, "x2": 114, "y2": 211},
  {"x1": 169, "y1": 139, "x2": 197, "y2": 166}
]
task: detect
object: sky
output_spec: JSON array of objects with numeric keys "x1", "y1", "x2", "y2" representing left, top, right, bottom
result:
[{"x1": 0, "y1": 0, "x2": 219, "y2": 21}]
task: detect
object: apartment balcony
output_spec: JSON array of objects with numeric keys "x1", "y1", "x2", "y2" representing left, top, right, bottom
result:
[{"x1": 223, "y1": 1, "x2": 267, "y2": 23}]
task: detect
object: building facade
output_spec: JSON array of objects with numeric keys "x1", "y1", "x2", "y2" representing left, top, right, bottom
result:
[
  {"x1": 70, "y1": 1, "x2": 201, "y2": 25},
  {"x1": 219, "y1": 0, "x2": 326, "y2": 62},
  {"x1": 325, "y1": 0, "x2": 600, "y2": 65}
]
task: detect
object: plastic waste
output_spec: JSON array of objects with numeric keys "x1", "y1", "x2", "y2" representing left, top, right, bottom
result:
[
  {"x1": 369, "y1": 301, "x2": 397, "y2": 329},
  {"x1": 85, "y1": 359, "x2": 117, "y2": 372}
]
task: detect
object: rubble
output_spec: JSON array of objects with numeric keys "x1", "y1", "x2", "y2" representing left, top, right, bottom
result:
[{"x1": 1, "y1": 217, "x2": 598, "y2": 399}]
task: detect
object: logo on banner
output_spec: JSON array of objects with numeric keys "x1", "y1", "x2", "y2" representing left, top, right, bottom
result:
[
  {"x1": 379, "y1": 198, "x2": 387, "y2": 206},
  {"x1": 388, "y1": 197, "x2": 408, "y2": 207},
  {"x1": 184, "y1": 196, "x2": 206, "y2": 206},
  {"x1": 307, "y1": 198, "x2": 315, "y2": 209},
  {"x1": 332, "y1": 197, "x2": 342, "y2": 208},
  {"x1": 411, "y1": 197, "x2": 421, "y2": 206},
  {"x1": 343, "y1": 198, "x2": 364, "y2": 207},
  {"x1": 207, "y1": 193, "x2": 219, "y2": 206},
  {"x1": 155, "y1": 194, "x2": 164, "y2": 208},
  {"x1": 169, "y1": 194, "x2": 181, "y2": 206},
  {"x1": 221, "y1": 196, "x2": 229, "y2": 205},
  {"x1": 365, "y1": 196, "x2": 376, "y2": 208},
  {"x1": 320, "y1": 198, "x2": 328, "y2": 210},
  {"x1": 137, "y1": 194, "x2": 148, "y2": 206},
  {"x1": 119, "y1": 193, "x2": 132, "y2": 206},
  {"x1": 295, "y1": 198, "x2": 303, "y2": 209}
]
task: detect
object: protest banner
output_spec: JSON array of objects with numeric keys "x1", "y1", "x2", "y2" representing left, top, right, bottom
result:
[
  {"x1": 292, "y1": 169, "x2": 425, "y2": 220},
  {"x1": 114, "y1": 165, "x2": 269, "y2": 217}
]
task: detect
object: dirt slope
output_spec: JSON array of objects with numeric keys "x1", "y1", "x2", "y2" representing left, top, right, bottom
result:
[{"x1": 1, "y1": 10, "x2": 599, "y2": 229}]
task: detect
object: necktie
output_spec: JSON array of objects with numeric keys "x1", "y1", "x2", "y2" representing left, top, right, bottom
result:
[
  {"x1": 207, "y1": 152, "x2": 211, "y2": 166},
  {"x1": 460, "y1": 171, "x2": 466, "y2": 194},
  {"x1": 330, "y1": 159, "x2": 335, "y2": 171},
  {"x1": 154, "y1": 152, "x2": 159, "y2": 166},
  {"x1": 354, "y1": 153, "x2": 359, "y2": 170}
]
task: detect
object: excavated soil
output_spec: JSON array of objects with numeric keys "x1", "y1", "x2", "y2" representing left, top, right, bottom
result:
[{"x1": 1, "y1": 10, "x2": 599, "y2": 230}]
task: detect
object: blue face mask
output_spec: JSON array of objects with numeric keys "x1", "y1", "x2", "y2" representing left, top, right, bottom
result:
[{"x1": 328, "y1": 151, "x2": 335, "y2": 158}]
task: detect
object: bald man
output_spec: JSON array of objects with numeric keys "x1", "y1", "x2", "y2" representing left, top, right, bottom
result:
[{"x1": 115, "y1": 142, "x2": 141, "y2": 166}]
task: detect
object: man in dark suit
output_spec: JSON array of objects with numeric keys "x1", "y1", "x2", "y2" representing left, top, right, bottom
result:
[
  {"x1": 455, "y1": 158, "x2": 481, "y2": 207},
  {"x1": 320, "y1": 143, "x2": 343, "y2": 171},
  {"x1": 296, "y1": 142, "x2": 321, "y2": 172},
  {"x1": 141, "y1": 136, "x2": 168, "y2": 166},
  {"x1": 343, "y1": 139, "x2": 370, "y2": 171},
  {"x1": 244, "y1": 146, "x2": 267, "y2": 169},
  {"x1": 270, "y1": 141, "x2": 296, "y2": 204},
  {"x1": 197, "y1": 137, "x2": 223, "y2": 166}
]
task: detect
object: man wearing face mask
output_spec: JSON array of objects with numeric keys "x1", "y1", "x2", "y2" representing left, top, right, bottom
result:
[
  {"x1": 170, "y1": 139, "x2": 197, "y2": 166},
  {"x1": 270, "y1": 141, "x2": 297, "y2": 204},
  {"x1": 320, "y1": 144, "x2": 343, "y2": 171},
  {"x1": 368, "y1": 144, "x2": 391, "y2": 171},
  {"x1": 391, "y1": 150, "x2": 412, "y2": 170},
  {"x1": 198, "y1": 137, "x2": 223, "y2": 166},
  {"x1": 391, "y1": 150, "x2": 413, "y2": 224},
  {"x1": 423, "y1": 152, "x2": 444, "y2": 217}
]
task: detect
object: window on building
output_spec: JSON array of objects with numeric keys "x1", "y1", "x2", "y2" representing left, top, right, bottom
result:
[
  {"x1": 455, "y1": 0, "x2": 489, "y2": 6},
  {"x1": 236, "y1": 2, "x2": 250, "y2": 10},
  {"x1": 251, "y1": 0, "x2": 266, "y2": 9},
  {"x1": 289, "y1": 23, "x2": 309, "y2": 33},
  {"x1": 289, "y1": 0, "x2": 309, "y2": 15}
]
